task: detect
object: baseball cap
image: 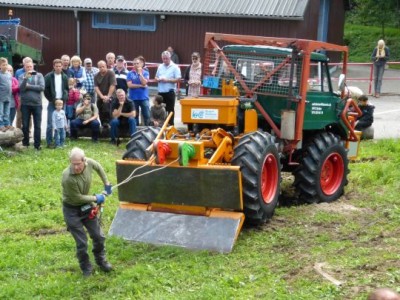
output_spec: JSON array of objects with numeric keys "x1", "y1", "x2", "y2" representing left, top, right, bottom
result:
[
  {"x1": 83, "y1": 93, "x2": 91, "y2": 100},
  {"x1": 84, "y1": 58, "x2": 92, "y2": 64},
  {"x1": 116, "y1": 55, "x2": 125, "y2": 61}
]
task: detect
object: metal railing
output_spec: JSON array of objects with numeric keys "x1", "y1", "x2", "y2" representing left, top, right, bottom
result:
[
  {"x1": 125, "y1": 61, "x2": 400, "y2": 97},
  {"x1": 331, "y1": 62, "x2": 400, "y2": 95}
]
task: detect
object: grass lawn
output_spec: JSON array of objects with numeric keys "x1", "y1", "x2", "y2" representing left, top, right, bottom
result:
[
  {"x1": 0, "y1": 138, "x2": 399, "y2": 299},
  {"x1": 344, "y1": 24, "x2": 400, "y2": 63}
]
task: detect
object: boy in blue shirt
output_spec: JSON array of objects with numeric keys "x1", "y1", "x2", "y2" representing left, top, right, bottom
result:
[{"x1": 52, "y1": 99, "x2": 67, "y2": 148}]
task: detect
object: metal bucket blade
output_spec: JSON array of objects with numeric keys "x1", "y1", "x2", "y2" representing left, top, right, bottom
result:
[{"x1": 109, "y1": 208, "x2": 244, "y2": 253}]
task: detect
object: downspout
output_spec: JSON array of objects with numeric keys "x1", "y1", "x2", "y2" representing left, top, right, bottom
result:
[
  {"x1": 317, "y1": 0, "x2": 330, "y2": 42},
  {"x1": 74, "y1": 9, "x2": 80, "y2": 56},
  {"x1": 318, "y1": 0, "x2": 338, "y2": 74}
]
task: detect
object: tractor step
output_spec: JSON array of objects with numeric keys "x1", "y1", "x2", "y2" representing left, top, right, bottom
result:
[{"x1": 109, "y1": 204, "x2": 245, "y2": 253}]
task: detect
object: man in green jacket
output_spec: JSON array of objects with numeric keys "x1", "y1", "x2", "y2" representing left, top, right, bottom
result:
[
  {"x1": 62, "y1": 147, "x2": 113, "y2": 276},
  {"x1": 44, "y1": 59, "x2": 69, "y2": 148}
]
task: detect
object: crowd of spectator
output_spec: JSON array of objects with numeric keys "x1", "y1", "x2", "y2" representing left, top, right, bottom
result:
[{"x1": 0, "y1": 46, "x2": 186, "y2": 150}]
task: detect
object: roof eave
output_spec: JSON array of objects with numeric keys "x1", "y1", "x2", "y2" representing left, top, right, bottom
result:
[{"x1": 0, "y1": 4, "x2": 305, "y2": 20}]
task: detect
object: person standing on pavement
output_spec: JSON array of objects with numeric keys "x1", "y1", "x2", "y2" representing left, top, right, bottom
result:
[
  {"x1": 371, "y1": 39, "x2": 390, "y2": 98},
  {"x1": 62, "y1": 147, "x2": 113, "y2": 277},
  {"x1": 94, "y1": 60, "x2": 117, "y2": 127},
  {"x1": 69, "y1": 55, "x2": 87, "y2": 89},
  {"x1": 113, "y1": 55, "x2": 129, "y2": 94},
  {"x1": 106, "y1": 52, "x2": 116, "y2": 70},
  {"x1": 65, "y1": 78, "x2": 81, "y2": 133},
  {"x1": 127, "y1": 56, "x2": 150, "y2": 126},
  {"x1": 155, "y1": 51, "x2": 181, "y2": 125},
  {"x1": 52, "y1": 99, "x2": 67, "y2": 148},
  {"x1": 7, "y1": 64, "x2": 19, "y2": 127},
  {"x1": 44, "y1": 59, "x2": 69, "y2": 148},
  {"x1": 167, "y1": 46, "x2": 180, "y2": 64},
  {"x1": 83, "y1": 58, "x2": 99, "y2": 104},
  {"x1": 15, "y1": 56, "x2": 32, "y2": 80},
  {"x1": 18, "y1": 61, "x2": 45, "y2": 150},
  {"x1": 0, "y1": 57, "x2": 12, "y2": 132},
  {"x1": 14, "y1": 57, "x2": 32, "y2": 130},
  {"x1": 185, "y1": 52, "x2": 202, "y2": 97},
  {"x1": 61, "y1": 54, "x2": 73, "y2": 78}
]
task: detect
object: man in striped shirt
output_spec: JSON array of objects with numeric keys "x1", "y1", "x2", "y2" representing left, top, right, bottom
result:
[{"x1": 83, "y1": 58, "x2": 99, "y2": 104}]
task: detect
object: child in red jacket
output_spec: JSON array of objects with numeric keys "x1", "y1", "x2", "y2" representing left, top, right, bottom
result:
[{"x1": 66, "y1": 78, "x2": 81, "y2": 130}]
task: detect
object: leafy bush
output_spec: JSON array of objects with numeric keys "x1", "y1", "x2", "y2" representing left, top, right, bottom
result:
[{"x1": 344, "y1": 24, "x2": 400, "y2": 63}]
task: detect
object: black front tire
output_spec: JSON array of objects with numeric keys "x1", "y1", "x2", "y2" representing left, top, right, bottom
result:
[
  {"x1": 123, "y1": 127, "x2": 161, "y2": 160},
  {"x1": 232, "y1": 131, "x2": 281, "y2": 225},
  {"x1": 293, "y1": 132, "x2": 349, "y2": 203}
]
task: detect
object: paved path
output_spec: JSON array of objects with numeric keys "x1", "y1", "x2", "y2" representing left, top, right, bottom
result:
[{"x1": 345, "y1": 64, "x2": 400, "y2": 139}]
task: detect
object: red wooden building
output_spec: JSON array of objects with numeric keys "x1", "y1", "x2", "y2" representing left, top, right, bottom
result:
[{"x1": 0, "y1": 0, "x2": 350, "y2": 73}]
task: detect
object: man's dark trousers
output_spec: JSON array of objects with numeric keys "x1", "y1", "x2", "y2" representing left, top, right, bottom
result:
[{"x1": 62, "y1": 205, "x2": 106, "y2": 270}]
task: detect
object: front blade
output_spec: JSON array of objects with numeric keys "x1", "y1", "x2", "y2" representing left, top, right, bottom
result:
[{"x1": 109, "y1": 207, "x2": 244, "y2": 253}]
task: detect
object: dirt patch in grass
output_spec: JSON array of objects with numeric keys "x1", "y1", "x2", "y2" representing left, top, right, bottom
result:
[
  {"x1": 256, "y1": 183, "x2": 399, "y2": 296},
  {"x1": 350, "y1": 156, "x2": 390, "y2": 164},
  {"x1": 309, "y1": 200, "x2": 368, "y2": 215},
  {"x1": 29, "y1": 228, "x2": 67, "y2": 237}
]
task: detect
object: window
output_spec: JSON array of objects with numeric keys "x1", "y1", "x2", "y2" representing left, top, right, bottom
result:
[
  {"x1": 92, "y1": 13, "x2": 156, "y2": 31},
  {"x1": 236, "y1": 59, "x2": 274, "y2": 84},
  {"x1": 278, "y1": 64, "x2": 297, "y2": 87},
  {"x1": 308, "y1": 62, "x2": 331, "y2": 92}
]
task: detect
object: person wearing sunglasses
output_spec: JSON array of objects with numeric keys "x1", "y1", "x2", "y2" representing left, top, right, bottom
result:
[{"x1": 184, "y1": 52, "x2": 202, "y2": 97}]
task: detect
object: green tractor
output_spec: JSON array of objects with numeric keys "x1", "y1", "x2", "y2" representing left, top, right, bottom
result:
[
  {"x1": 110, "y1": 33, "x2": 362, "y2": 252},
  {"x1": 0, "y1": 17, "x2": 45, "y2": 69}
]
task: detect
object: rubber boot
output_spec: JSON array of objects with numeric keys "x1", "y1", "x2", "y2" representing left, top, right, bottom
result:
[
  {"x1": 80, "y1": 260, "x2": 93, "y2": 277},
  {"x1": 95, "y1": 255, "x2": 113, "y2": 272},
  {"x1": 78, "y1": 252, "x2": 93, "y2": 277}
]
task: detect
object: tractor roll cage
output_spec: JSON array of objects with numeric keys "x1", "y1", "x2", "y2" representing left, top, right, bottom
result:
[{"x1": 203, "y1": 32, "x2": 350, "y2": 143}]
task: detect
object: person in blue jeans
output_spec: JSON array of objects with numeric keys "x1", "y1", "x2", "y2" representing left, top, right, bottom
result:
[
  {"x1": 44, "y1": 59, "x2": 69, "y2": 148},
  {"x1": 127, "y1": 56, "x2": 150, "y2": 126},
  {"x1": 110, "y1": 89, "x2": 136, "y2": 145},
  {"x1": 70, "y1": 94, "x2": 100, "y2": 142},
  {"x1": 0, "y1": 57, "x2": 12, "y2": 132},
  {"x1": 52, "y1": 99, "x2": 67, "y2": 148},
  {"x1": 18, "y1": 61, "x2": 45, "y2": 150},
  {"x1": 371, "y1": 39, "x2": 390, "y2": 98}
]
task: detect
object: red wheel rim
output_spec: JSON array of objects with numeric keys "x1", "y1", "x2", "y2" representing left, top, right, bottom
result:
[
  {"x1": 261, "y1": 153, "x2": 279, "y2": 204},
  {"x1": 320, "y1": 153, "x2": 344, "y2": 195}
]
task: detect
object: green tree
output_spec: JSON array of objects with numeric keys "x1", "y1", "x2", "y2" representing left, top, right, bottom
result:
[{"x1": 346, "y1": 0, "x2": 400, "y2": 38}]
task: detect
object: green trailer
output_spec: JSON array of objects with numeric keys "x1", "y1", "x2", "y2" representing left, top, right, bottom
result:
[{"x1": 0, "y1": 18, "x2": 46, "y2": 68}]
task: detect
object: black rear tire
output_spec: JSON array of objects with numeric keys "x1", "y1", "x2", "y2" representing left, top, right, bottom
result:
[
  {"x1": 293, "y1": 132, "x2": 349, "y2": 203},
  {"x1": 123, "y1": 127, "x2": 161, "y2": 160},
  {"x1": 232, "y1": 131, "x2": 281, "y2": 225}
]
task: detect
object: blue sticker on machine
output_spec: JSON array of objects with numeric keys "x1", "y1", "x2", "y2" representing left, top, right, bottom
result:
[{"x1": 203, "y1": 76, "x2": 219, "y2": 88}]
